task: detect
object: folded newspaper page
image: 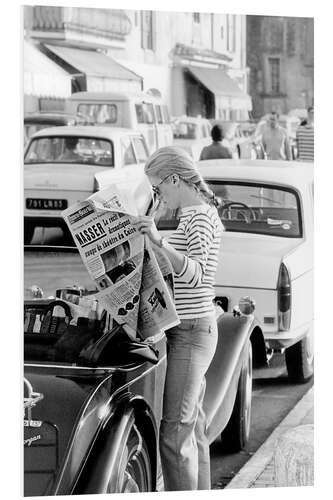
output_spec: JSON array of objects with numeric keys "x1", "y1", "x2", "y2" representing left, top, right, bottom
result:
[{"x1": 62, "y1": 183, "x2": 179, "y2": 339}]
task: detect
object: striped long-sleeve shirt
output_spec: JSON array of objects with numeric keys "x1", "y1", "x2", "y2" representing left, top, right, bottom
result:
[
  {"x1": 296, "y1": 124, "x2": 314, "y2": 162},
  {"x1": 167, "y1": 204, "x2": 223, "y2": 319}
]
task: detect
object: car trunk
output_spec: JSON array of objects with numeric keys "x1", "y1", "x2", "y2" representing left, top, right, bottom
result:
[
  {"x1": 24, "y1": 164, "x2": 107, "y2": 216},
  {"x1": 214, "y1": 233, "x2": 303, "y2": 332},
  {"x1": 216, "y1": 232, "x2": 302, "y2": 289}
]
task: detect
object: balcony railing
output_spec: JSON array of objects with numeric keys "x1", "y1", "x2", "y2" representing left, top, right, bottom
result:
[{"x1": 25, "y1": 6, "x2": 132, "y2": 41}]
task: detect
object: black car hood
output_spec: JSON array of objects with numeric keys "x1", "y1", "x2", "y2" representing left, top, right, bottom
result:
[{"x1": 24, "y1": 366, "x2": 113, "y2": 496}]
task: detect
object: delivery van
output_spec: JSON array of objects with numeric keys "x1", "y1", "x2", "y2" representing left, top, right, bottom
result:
[{"x1": 66, "y1": 91, "x2": 173, "y2": 153}]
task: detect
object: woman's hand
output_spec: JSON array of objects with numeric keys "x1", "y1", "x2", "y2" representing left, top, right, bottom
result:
[{"x1": 131, "y1": 216, "x2": 161, "y2": 246}]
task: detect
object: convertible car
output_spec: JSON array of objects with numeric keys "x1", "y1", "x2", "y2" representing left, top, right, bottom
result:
[
  {"x1": 24, "y1": 292, "x2": 257, "y2": 496},
  {"x1": 24, "y1": 172, "x2": 259, "y2": 496}
]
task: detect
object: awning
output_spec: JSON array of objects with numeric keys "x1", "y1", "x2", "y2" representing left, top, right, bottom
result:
[
  {"x1": 187, "y1": 66, "x2": 252, "y2": 111},
  {"x1": 44, "y1": 45, "x2": 143, "y2": 93},
  {"x1": 24, "y1": 41, "x2": 72, "y2": 98}
]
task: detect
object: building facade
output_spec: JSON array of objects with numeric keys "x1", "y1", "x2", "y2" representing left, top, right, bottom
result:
[
  {"x1": 24, "y1": 6, "x2": 251, "y2": 120},
  {"x1": 246, "y1": 15, "x2": 314, "y2": 118}
]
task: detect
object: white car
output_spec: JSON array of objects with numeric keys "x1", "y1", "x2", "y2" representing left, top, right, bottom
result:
[
  {"x1": 156, "y1": 159, "x2": 314, "y2": 383},
  {"x1": 172, "y1": 116, "x2": 212, "y2": 160},
  {"x1": 24, "y1": 126, "x2": 149, "y2": 244}
]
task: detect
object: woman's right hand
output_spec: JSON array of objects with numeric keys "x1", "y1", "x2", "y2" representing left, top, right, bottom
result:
[{"x1": 131, "y1": 216, "x2": 162, "y2": 246}]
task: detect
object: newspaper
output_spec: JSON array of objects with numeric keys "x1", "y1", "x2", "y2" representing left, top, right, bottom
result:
[{"x1": 61, "y1": 183, "x2": 179, "y2": 339}]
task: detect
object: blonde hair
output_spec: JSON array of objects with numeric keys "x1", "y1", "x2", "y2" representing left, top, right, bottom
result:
[{"x1": 145, "y1": 146, "x2": 220, "y2": 207}]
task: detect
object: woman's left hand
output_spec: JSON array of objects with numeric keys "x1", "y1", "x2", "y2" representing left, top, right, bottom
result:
[{"x1": 131, "y1": 216, "x2": 161, "y2": 246}]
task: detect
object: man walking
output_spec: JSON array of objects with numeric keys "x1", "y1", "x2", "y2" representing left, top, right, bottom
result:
[
  {"x1": 296, "y1": 106, "x2": 314, "y2": 162},
  {"x1": 261, "y1": 111, "x2": 292, "y2": 161}
]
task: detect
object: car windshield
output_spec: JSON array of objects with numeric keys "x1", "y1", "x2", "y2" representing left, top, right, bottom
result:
[
  {"x1": 155, "y1": 181, "x2": 302, "y2": 238},
  {"x1": 25, "y1": 136, "x2": 114, "y2": 167},
  {"x1": 173, "y1": 122, "x2": 198, "y2": 139}
]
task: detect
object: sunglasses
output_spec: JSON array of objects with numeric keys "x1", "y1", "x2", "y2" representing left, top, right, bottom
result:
[{"x1": 151, "y1": 174, "x2": 173, "y2": 196}]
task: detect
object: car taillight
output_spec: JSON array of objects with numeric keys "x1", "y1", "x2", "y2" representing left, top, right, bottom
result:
[{"x1": 277, "y1": 262, "x2": 291, "y2": 331}]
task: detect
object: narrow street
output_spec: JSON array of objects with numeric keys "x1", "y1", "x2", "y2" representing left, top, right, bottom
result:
[{"x1": 210, "y1": 355, "x2": 313, "y2": 488}]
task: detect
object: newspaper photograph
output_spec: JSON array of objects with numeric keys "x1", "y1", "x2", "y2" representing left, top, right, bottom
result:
[{"x1": 61, "y1": 184, "x2": 179, "y2": 339}]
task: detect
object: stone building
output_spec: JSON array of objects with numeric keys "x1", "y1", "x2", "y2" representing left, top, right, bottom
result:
[
  {"x1": 24, "y1": 6, "x2": 251, "y2": 120},
  {"x1": 246, "y1": 15, "x2": 314, "y2": 118}
]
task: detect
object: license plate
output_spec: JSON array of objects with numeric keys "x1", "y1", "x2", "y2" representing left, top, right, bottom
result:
[{"x1": 26, "y1": 198, "x2": 68, "y2": 210}]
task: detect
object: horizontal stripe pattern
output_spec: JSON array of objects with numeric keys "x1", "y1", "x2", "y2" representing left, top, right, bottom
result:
[
  {"x1": 296, "y1": 125, "x2": 314, "y2": 161},
  {"x1": 168, "y1": 204, "x2": 223, "y2": 319}
]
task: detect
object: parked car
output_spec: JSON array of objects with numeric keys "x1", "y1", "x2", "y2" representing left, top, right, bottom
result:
[
  {"x1": 66, "y1": 91, "x2": 173, "y2": 154},
  {"x1": 172, "y1": 116, "x2": 212, "y2": 160},
  {"x1": 156, "y1": 159, "x2": 314, "y2": 383},
  {"x1": 24, "y1": 126, "x2": 150, "y2": 244},
  {"x1": 24, "y1": 291, "x2": 256, "y2": 495},
  {"x1": 211, "y1": 121, "x2": 258, "y2": 159},
  {"x1": 24, "y1": 112, "x2": 93, "y2": 145}
]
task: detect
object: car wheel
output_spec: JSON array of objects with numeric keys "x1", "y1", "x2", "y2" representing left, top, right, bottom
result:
[
  {"x1": 24, "y1": 224, "x2": 34, "y2": 245},
  {"x1": 110, "y1": 425, "x2": 153, "y2": 493},
  {"x1": 285, "y1": 333, "x2": 314, "y2": 383},
  {"x1": 221, "y1": 340, "x2": 253, "y2": 452}
]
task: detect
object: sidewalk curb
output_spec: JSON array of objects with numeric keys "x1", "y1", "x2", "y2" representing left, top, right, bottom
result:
[{"x1": 225, "y1": 385, "x2": 314, "y2": 489}]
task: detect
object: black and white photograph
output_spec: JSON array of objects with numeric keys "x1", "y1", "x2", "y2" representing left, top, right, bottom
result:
[{"x1": 3, "y1": 1, "x2": 329, "y2": 499}]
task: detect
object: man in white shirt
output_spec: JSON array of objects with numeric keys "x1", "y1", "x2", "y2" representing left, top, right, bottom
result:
[{"x1": 261, "y1": 111, "x2": 292, "y2": 161}]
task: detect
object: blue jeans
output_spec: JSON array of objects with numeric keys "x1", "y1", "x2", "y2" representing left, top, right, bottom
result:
[{"x1": 159, "y1": 314, "x2": 218, "y2": 491}]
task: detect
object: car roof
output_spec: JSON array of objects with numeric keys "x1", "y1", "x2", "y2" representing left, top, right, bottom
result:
[
  {"x1": 29, "y1": 125, "x2": 143, "y2": 139},
  {"x1": 24, "y1": 112, "x2": 79, "y2": 123},
  {"x1": 198, "y1": 159, "x2": 313, "y2": 186},
  {"x1": 68, "y1": 91, "x2": 153, "y2": 101}
]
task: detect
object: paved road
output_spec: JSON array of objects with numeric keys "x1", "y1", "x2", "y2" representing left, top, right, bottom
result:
[
  {"x1": 24, "y1": 233, "x2": 314, "y2": 489},
  {"x1": 210, "y1": 355, "x2": 313, "y2": 488}
]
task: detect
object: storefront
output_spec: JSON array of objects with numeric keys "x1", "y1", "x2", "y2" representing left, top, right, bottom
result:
[
  {"x1": 42, "y1": 44, "x2": 143, "y2": 94},
  {"x1": 171, "y1": 62, "x2": 252, "y2": 121},
  {"x1": 182, "y1": 65, "x2": 252, "y2": 120},
  {"x1": 24, "y1": 41, "x2": 72, "y2": 113}
]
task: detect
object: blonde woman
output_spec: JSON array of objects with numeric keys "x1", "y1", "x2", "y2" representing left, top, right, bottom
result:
[{"x1": 132, "y1": 146, "x2": 223, "y2": 491}]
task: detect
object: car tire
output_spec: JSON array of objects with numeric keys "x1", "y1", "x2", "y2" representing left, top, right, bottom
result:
[
  {"x1": 221, "y1": 340, "x2": 253, "y2": 452},
  {"x1": 109, "y1": 424, "x2": 153, "y2": 493},
  {"x1": 285, "y1": 334, "x2": 314, "y2": 384},
  {"x1": 24, "y1": 224, "x2": 34, "y2": 245}
]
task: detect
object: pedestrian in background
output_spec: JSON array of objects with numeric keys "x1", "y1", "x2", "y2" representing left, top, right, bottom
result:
[
  {"x1": 296, "y1": 106, "x2": 314, "y2": 162},
  {"x1": 261, "y1": 111, "x2": 292, "y2": 161},
  {"x1": 132, "y1": 146, "x2": 223, "y2": 491},
  {"x1": 199, "y1": 124, "x2": 232, "y2": 160}
]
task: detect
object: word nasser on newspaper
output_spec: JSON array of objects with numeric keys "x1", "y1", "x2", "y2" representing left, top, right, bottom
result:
[{"x1": 62, "y1": 184, "x2": 179, "y2": 339}]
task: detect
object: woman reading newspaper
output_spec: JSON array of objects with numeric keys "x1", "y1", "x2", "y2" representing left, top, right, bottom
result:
[{"x1": 132, "y1": 146, "x2": 223, "y2": 491}]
